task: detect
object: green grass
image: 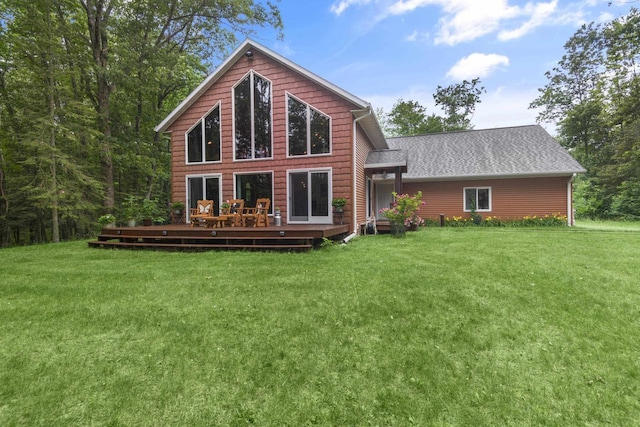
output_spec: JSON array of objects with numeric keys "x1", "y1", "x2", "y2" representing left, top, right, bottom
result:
[
  {"x1": 1, "y1": 227, "x2": 639, "y2": 425},
  {"x1": 576, "y1": 218, "x2": 640, "y2": 231}
]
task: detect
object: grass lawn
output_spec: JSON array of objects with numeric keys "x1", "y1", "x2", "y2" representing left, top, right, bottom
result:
[{"x1": 1, "y1": 227, "x2": 639, "y2": 425}]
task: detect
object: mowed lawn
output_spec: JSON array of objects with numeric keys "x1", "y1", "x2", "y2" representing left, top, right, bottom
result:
[{"x1": 1, "y1": 226, "x2": 639, "y2": 425}]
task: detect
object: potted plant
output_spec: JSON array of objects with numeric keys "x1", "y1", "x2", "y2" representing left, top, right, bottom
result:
[
  {"x1": 332, "y1": 198, "x2": 347, "y2": 212},
  {"x1": 171, "y1": 201, "x2": 185, "y2": 214},
  {"x1": 140, "y1": 198, "x2": 159, "y2": 226},
  {"x1": 220, "y1": 200, "x2": 230, "y2": 214},
  {"x1": 122, "y1": 195, "x2": 138, "y2": 227},
  {"x1": 98, "y1": 213, "x2": 116, "y2": 228},
  {"x1": 379, "y1": 191, "x2": 424, "y2": 237}
]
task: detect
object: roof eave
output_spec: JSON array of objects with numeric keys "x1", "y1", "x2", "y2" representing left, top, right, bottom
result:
[
  {"x1": 402, "y1": 170, "x2": 586, "y2": 182},
  {"x1": 352, "y1": 107, "x2": 388, "y2": 149}
]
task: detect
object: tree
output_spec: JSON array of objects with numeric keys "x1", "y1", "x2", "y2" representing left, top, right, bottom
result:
[
  {"x1": 433, "y1": 78, "x2": 485, "y2": 131},
  {"x1": 383, "y1": 99, "x2": 443, "y2": 136},
  {"x1": 530, "y1": 8, "x2": 640, "y2": 219}
]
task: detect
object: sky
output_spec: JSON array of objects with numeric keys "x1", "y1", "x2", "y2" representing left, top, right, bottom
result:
[{"x1": 243, "y1": 0, "x2": 637, "y2": 132}]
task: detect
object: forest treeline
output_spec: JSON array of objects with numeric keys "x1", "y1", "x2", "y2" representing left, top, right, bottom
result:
[
  {"x1": 530, "y1": 8, "x2": 640, "y2": 220},
  {"x1": 0, "y1": 0, "x2": 282, "y2": 246}
]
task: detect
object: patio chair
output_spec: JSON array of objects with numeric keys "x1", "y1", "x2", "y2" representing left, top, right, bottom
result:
[
  {"x1": 243, "y1": 198, "x2": 271, "y2": 227},
  {"x1": 189, "y1": 199, "x2": 213, "y2": 227},
  {"x1": 224, "y1": 199, "x2": 245, "y2": 227}
]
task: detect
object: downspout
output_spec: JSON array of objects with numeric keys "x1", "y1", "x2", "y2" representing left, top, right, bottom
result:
[
  {"x1": 567, "y1": 173, "x2": 576, "y2": 226},
  {"x1": 349, "y1": 106, "x2": 373, "y2": 238}
]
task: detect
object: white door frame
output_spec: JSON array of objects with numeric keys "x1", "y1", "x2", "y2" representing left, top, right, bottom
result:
[{"x1": 286, "y1": 167, "x2": 333, "y2": 224}]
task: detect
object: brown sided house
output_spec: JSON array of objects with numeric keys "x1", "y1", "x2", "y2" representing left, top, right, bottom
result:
[{"x1": 156, "y1": 39, "x2": 585, "y2": 233}]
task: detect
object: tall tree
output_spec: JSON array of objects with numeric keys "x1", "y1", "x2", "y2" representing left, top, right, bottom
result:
[
  {"x1": 433, "y1": 78, "x2": 485, "y2": 131},
  {"x1": 530, "y1": 23, "x2": 605, "y2": 162},
  {"x1": 531, "y1": 8, "x2": 640, "y2": 219},
  {"x1": 78, "y1": 0, "x2": 283, "y2": 211}
]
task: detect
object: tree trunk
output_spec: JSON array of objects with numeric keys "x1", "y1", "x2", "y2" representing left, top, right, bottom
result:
[{"x1": 81, "y1": 0, "x2": 115, "y2": 210}]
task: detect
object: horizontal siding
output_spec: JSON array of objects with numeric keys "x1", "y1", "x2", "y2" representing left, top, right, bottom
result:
[
  {"x1": 167, "y1": 50, "x2": 360, "y2": 225},
  {"x1": 402, "y1": 177, "x2": 571, "y2": 220}
]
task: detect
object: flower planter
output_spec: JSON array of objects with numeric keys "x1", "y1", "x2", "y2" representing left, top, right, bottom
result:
[{"x1": 390, "y1": 222, "x2": 406, "y2": 238}]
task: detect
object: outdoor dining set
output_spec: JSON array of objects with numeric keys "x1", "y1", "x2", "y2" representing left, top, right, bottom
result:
[{"x1": 189, "y1": 198, "x2": 271, "y2": 228}]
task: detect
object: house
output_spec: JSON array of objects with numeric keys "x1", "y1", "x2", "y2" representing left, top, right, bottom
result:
[{"x1": 155, "y1": 39, "x2": 585, "y2": 233}]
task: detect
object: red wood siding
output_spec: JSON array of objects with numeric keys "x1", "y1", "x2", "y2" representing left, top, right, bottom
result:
[
  {"x1": 167, "y1": 50, "x2": 361, "y2": 225},
  {"x1": 401, "y1": 176, "x2": 571, "y2": 221},
  {"x1": 355, "y1": 124, "x2": 375, "y2": 228}
]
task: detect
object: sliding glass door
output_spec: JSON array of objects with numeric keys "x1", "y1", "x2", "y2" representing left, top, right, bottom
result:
[
  {"x1": 288, "y1": 169, "x2": 331, "y2": 224},
  {"x1": 187, "y1": 175, "x2": 221, "y2": 220}
]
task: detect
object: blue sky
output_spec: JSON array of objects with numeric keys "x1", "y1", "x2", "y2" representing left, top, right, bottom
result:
[{"x1": 251, "y1": 0, "x2": 635, "y2": 131}]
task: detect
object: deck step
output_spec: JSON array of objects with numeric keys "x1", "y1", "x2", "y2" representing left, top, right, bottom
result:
[{"x1": 88, "y1": 240, "x2": 313, "y2": 251}]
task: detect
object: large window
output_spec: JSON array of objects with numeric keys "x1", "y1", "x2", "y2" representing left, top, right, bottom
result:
[
  {"x1": 186, "y1": 105, "x2": 221, "y2": 163},
  {"x1": 287, "y1": 94, "x2": 331, "y2": 156},
  {"x1": 235, "y1": 172, "x2": 273, "y2": 213},
  {"x1": 464, "y1": 187, "x2": 491, "y2": 212},
  {"x1": 234, "y1": 71, "x2": 272, "y2": 160},
  {"x1": 187, "y1": 175, "x2": 221, "y2": 219}
]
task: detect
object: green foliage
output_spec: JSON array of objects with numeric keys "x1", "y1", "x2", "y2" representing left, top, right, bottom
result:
[
  {"x1": 383, "y1": 99, "x2": 444, "y2": 136},
  {"x1": 531, "y1": 9, "x2": 640, "y2": 219},
  {"x1": 331, "y1": 197, "x2": 347, "y2": 208},
  {"x1": 610, "y1": 179, "x2": 640, "y2": 219},
  {"x1": 434, "y1": 77, "x2": 485, "y2": 131},
  {"x1": 171, "y1": 201, "x2": 185, "y2": 212},
  {"x1": 441, "y1": 213, "x2": 568, "y2": 227},
  {"x1": 98, "y1": 214, "x2": 116, "y2": 226},
  {"x1": 380, "y1": 79, "x2": 484, "y2": 137},
  {"x1": 122, "y1": 195, "x2": 139, "y2": 221}
]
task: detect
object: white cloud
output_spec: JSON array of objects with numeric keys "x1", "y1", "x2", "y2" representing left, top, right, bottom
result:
[
  {"x1": 405, "y1": 30, "x2": 430, "y2": 43},
  {"x1": 446, "y1": 53, "x2": 510, "y2": 80},
  {"x1": 381, "y1": 0, "x2": 583, "y2": 45},
  {"x1": 498, "y1": 0, "x2": 558, "y2": 41},
  {"x1": 330, "y1": 0, "x2": 373, "y2": 16}
]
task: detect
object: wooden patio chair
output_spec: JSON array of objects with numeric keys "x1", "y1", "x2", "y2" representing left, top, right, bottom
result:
[
  {"x1": 224, "y1": 199, "x2": 245, "y2": 227},
  {"x1": 243, "y1": 198, "x2": 271, "y2": 227},
  {"x1": 189, "y1": 199, "x2": 213, "y2": 227}
]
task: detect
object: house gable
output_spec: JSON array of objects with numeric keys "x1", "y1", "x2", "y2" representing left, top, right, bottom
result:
[{"x1": 156, "y1": 39, "x2": 387, "y2": 150}]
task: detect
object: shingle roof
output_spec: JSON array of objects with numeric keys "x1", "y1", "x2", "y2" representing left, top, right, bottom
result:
[
  {"x1": 385, "y1": 125, "x2": 585, "y2": 180},
  {"x1": 364, "y1": 149, "x2": 407, "y2": 170}
]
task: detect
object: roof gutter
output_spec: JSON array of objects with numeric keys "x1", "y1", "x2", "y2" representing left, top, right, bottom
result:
[{"x1": 351, "y1": 106, "x2": 373, "y2": 236}]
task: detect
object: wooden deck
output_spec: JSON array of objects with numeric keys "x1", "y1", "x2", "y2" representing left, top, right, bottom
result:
[{"x1": 88, "y1": 223, "x2": 351, "y2": 251}]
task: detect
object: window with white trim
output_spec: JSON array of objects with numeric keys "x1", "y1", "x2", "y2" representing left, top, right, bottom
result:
[
  {"x1": 464, "y1": 187, "x2": 491, "y2": 212},
  {"x1": 287, "y1": 94, "x2": 331, "y2": 156},
  {"x1": 234, "y1": 71, "x2": 272, "y2": 160},
  {"x1": 235, "y1": 172, "x2": 273, "y2": 214},
  {"x1": 186, "y1": 104, "x2": 221, "y2": 164}
]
